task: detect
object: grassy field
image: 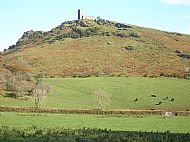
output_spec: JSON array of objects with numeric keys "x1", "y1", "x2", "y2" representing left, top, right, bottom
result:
[
  {"x1": 0, "y1": 77, "x2": 190, "y2": 111},
  {"x1": 1, "y1": 111, "x2": 190, "y2": 133}
]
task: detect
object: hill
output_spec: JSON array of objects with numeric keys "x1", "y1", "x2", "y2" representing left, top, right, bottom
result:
[{"x1": 1, "y1": 18, "x2": 190, "y2": 78}]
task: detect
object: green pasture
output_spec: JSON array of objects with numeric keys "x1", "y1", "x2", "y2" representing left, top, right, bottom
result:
[
  {"x1": 0, "y1": 112, "x2": 190, "y2": 133},
  {"x1": 0, "y1": 77, "x2": 190, "y2": 110}
]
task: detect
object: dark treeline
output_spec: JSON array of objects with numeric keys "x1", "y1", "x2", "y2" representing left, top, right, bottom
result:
[{"x1": 0, "y1": 126, "x2": 189, "y2": 142}]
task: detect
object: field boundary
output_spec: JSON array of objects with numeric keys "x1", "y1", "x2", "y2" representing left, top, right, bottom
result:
[{"x1": 1, "y1": 105, "x2": 190, "y2": 116}]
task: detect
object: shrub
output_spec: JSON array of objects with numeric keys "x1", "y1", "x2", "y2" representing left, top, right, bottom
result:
[
  {"x1": 32, "y1": 83, "x2": 52, "y2": 109},
  {"x1": 93, "y1": 90, "x2": 111, "y2": 110}
]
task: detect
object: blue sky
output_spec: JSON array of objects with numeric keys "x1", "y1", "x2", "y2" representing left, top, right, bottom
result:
[{"x1": 0, "y1": 0, "x2": 190, "y2": 51}]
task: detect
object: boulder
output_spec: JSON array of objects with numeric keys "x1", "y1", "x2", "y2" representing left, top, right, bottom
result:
[
  {"x1": 96, "y1": 18, "x2": 113, "y2": 25},
  {"x1": 64, "y1": 21, "x2": 73, "y2": 24},
  {"x1": 131, "y1": 32, "x2": 140, "y2": 38},
  {"x1": 115, "y1": 23, "x2": 133, "y2": 28},
  {"x1": 107, "y1": 42, "x2": 112, "y2": 45},
  {"x1": 175, "y1": 50, "x2": 183, "y2": 54},
  {"x1": 79, "y1": 21, "x2": 89, "y2": 27},
  {"x1": 125, "y1": 45, "x2": 135, "y2": 50},
  {"x1": 178, "y1": 53, "x2": 190, "y2": 60},
  {"x1": 8, "y1": 45, "x2": 16, "y2": 49},
  {"x1": 21, "y1": 30, "x2": 35, "y2": 39},
  {"x1": 165, "y1": 111, "x2": 177, "y2": 117}
]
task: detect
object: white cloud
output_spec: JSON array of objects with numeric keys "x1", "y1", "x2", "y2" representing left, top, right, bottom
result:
[{"x1": 161, "y1": 0, "x2": 190, "y2": 6}]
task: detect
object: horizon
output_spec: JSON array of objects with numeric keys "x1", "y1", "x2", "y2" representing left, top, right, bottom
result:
[{"x1": 0, "y1": 0, "x2": 190, "y2": 51}]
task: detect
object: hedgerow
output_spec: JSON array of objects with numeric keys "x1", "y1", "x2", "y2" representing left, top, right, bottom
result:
[{"x1": 0, "y1": 126, "x2": 190, "y2": 142}]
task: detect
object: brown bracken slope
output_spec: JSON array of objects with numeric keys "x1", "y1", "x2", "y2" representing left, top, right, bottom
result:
[{"x1": 1, "y1": 19, "x2": 190, "y2": 78}]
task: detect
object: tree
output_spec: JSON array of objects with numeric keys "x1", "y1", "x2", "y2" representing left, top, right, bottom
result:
[
  {"x1": 0, "y1": 71, "x2": 34, "y2": 97},
  {"x1": 0, "y1": 71, "x2": 21, "y2": 97},
  {"x1": 32, "y1": 83, "x2": 51, "y2": 109},
  {"x1": 93, "y1": 90, "x2": 111, "y2": 110}
]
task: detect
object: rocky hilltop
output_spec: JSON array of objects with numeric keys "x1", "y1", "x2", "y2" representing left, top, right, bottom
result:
[
  {"x1": 2, "y1": 18, "x2": 190, "y2": 78},
  {"x1": 13, "y1": 19, "x2": 136, "y2": 48}
]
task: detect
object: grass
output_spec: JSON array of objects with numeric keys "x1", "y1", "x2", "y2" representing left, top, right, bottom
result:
[
  {"x1": 0, "y1": 111, "x2": 190, "y2": 133},
  {"x1": 0, "y1": 77, "x2": 190, "y2": 111}
]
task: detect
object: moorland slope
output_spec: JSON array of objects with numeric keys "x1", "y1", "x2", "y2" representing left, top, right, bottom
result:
[{"x1": 1, "y1": 19, "x2": 190, "y2": 78}]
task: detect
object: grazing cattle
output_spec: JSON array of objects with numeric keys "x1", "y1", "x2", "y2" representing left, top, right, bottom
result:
[
  {"x1": 151, "y1": 94, "x2": 156, "y2": 97},
  {"x1": 134, "y1": 98, "x2": 138, "y2": 102},
  {"x1": 163, "y1": 97, "x2": 168, "y2": 100},
  {"x1": 171, "y1": 98, "x2": 174, "y2": 101},
  {"x1": 155, "y1": 101, "x2": 162, "y2": 105}
]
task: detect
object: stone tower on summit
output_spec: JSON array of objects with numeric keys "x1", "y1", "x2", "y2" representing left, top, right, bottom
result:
[
  {"x1": 78, "y1": 9, "x2": 84, "y2": 20},
  {"x1": 78, "y1": 9, "x2": 96, "y2": 20}
]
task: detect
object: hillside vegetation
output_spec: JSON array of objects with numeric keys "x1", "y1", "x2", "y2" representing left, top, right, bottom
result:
[{"x1": 1, "y1": 19, "x2": 190, "y2": 78}]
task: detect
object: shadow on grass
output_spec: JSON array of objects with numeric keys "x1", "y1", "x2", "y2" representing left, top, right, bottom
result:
[
  {"x1": 2, "y1": 92, "x2": 30, "y2": 101},
  {"x1": 3, "y1": 92, "x2": 17, "y2": 98}
]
